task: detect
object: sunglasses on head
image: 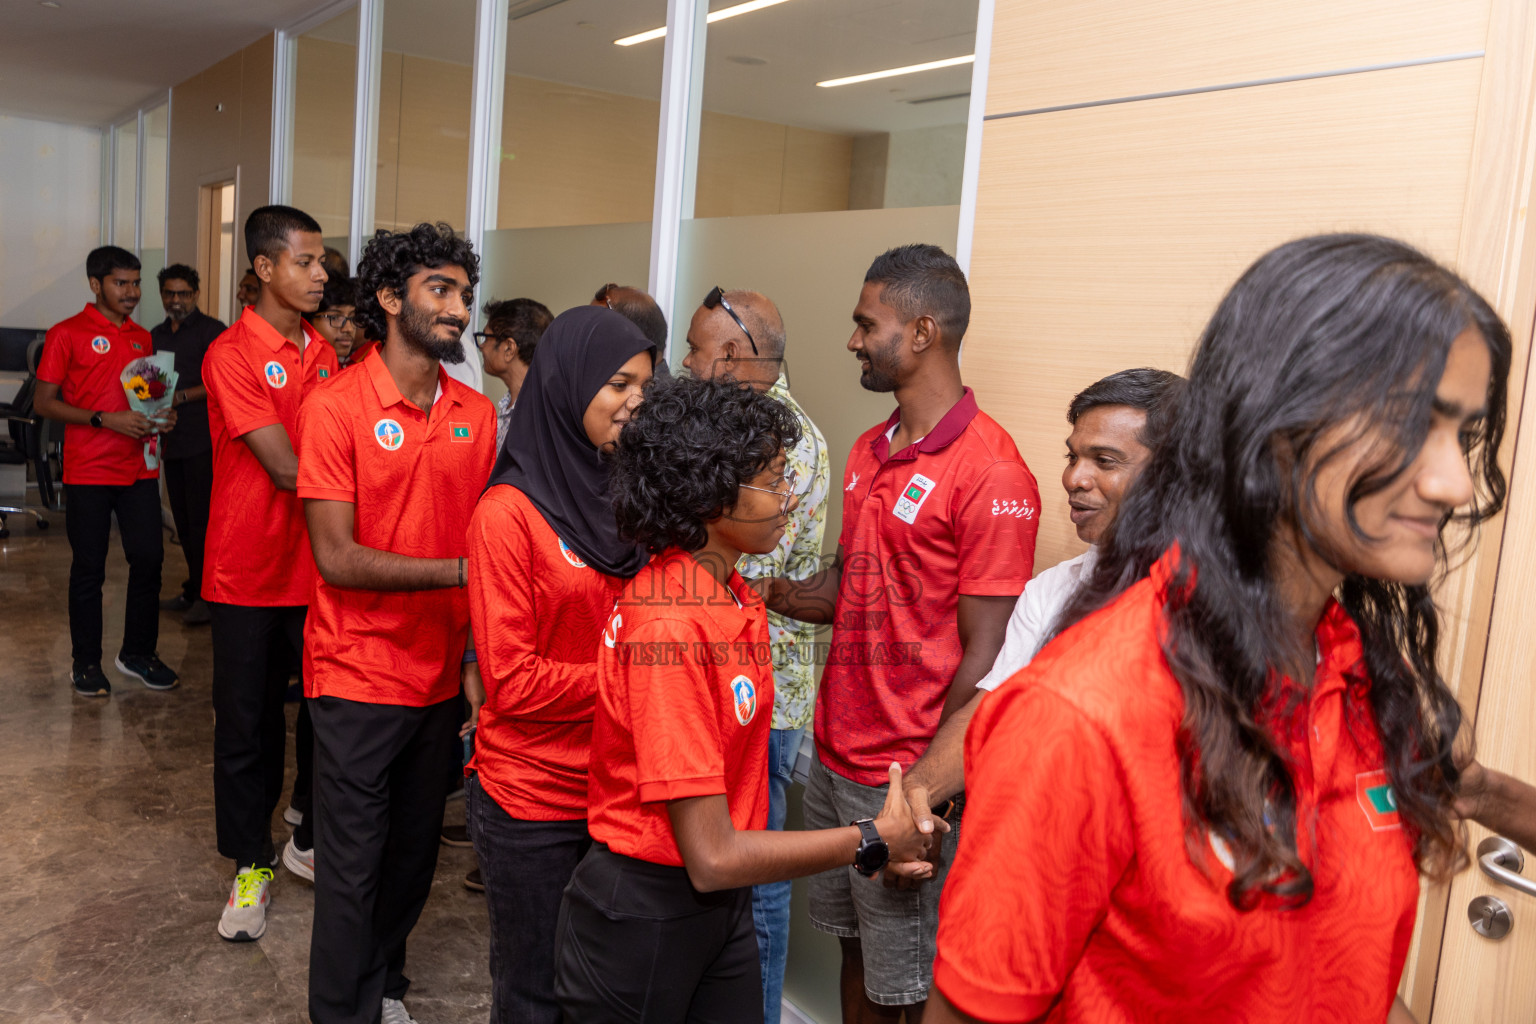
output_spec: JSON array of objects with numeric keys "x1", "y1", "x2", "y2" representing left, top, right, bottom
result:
[{"x1": 703, "y1": 285, "x2": 759, "y2": 357}]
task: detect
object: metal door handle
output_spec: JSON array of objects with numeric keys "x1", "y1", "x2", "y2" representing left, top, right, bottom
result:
[{"x1": 1477, "y1": 836, "x2": 1536, "y2": 899}]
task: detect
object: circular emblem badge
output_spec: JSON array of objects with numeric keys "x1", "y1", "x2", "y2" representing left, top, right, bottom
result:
[
  {"x1": 374, "y1": 419, "x2": 404, "y2": 451},
  {"x1": 91, "y1": 336, "x2": 110, "y2": 354},
  {"x1": 558, "y1": 538, "x2": 588, "y2": 569},
  {"x1": 264, "y1": 361, "x2": 288, "y2": 389},
  {"x1": 730, "y1": 674, "x2": 757, "y2": 726}
]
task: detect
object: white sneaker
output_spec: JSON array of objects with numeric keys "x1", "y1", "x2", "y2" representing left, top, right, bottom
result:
[
  {"x1": 381, "y1": 997, "x2": 420, "y2": 1024},
  {"x1": 217, "y1": 866, "x2": 273, "y2": 942},
  {"x1": 282, "y1": 836, "x2": 314, "y2": 883},
  {"x1": 282, "y1": 804, "x2": 303, "y2": 827}
]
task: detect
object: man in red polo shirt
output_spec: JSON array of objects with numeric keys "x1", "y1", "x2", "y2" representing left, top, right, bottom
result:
[
  {"x1": 201, "y1": 205, "x2": 336, "y2": 943},
  {"x1": 759, "y1": 244, "x2": 1040, "y2": 1021},
  {"x1": 35, "y1": 245, "x2": 179, "y2": 697},
  {"x1": 298, "y1": 223, "x2": 494, "y2": 1024}
]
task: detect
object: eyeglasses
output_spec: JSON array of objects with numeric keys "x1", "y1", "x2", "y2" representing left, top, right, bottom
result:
[
  {"x1": 739, "y1": 467, "x2": 798, "y2": 515},
  {"x1": 703, "y1": 285, "x2": 759, "y2": 357},
  {"x1": 472, "y1": 330, "x2": 513, "y2": 347},
  {"x1": 320, "y1": 312, "x2": 356, "y2": 329}
]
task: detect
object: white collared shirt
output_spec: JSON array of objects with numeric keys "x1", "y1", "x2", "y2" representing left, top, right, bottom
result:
[{"x1": 976, "y1": 546, "x2": 1098, "y2": 691}]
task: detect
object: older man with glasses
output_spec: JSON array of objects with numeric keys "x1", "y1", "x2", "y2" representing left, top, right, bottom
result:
[
  {"x1": 682, "y1": 286, "x2": 830, "y2": 1024},
  {"x1": 152, "y1": 262, "x2": 227, "y2": 626}
]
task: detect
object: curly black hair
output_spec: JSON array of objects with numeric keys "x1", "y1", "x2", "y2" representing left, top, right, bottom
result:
[
  {"x1": 610, "y1": 375, "x2": 802, "y2": 553},
  {"x1": 354, "y1": 222, "x2": 480, "y2": 341}
]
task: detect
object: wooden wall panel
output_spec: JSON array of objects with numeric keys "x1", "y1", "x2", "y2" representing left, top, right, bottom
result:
[
  {"x1": 292, "y1": 36, "x2": 357, "y2": 238},
  {"x1": 963, "y1": 58, "x2": 1483, "y2": 573},
  {"x1": 781, "y1": 127, "x2": 855, "y2": 214},
  {"x1": 696, "y1": 112, "x2": 788, "y2": 218},
  {"x1": 390, "y1": 54, "x2": 472, "y2": 230},
  {"x1": 988, "y1": 0, "x2": 1489, "y2": 116}
]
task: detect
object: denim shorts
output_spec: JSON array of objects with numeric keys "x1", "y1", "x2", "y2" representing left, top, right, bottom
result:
[{"x1": 802, "y1": 754, "x2": 962, "y2": 1006}]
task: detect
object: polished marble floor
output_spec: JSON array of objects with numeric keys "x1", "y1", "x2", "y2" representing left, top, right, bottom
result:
[{"x1": 0, "y1": 510, "x2": 491, "y2": 1024}]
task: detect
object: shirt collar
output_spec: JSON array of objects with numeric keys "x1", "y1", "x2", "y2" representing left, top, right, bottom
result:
[
  {"x1": 82, "y1": 303, "x2": 138, "y2": 334},
  {"x1": 239, "y1": 305, "x2": 322, "y2": 354},
  {"x1": 364, "y1": 344, "x2": 454, "y2": 414},
  {"x1": 659, "y1": 548, "x2": 761, "y2": 640},
  {"x1": 871, "y1": 388, "x2": 979, "y2": 463}
]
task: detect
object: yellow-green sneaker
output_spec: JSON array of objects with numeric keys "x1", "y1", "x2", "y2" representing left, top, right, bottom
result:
[{"x1": 217, "y1": 865, "x2": 273, "y2": 942}]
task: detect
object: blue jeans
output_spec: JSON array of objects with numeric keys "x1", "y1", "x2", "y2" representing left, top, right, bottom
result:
[{"x1": 752, "y1": 726, "x2": 803, "y2": 1024}]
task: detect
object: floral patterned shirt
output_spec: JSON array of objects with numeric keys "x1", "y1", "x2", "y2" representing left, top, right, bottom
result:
[{"x1": 738, "y1": 375, "x2": 830, "y2": 731}]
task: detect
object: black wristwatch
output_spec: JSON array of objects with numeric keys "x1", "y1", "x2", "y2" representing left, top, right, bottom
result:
[
  {"x1": 851, "y1": 818, "x2": 889, "y2": 878},
  {"x1": 90, "y1": 411, "x2": 103, "y2": 428}
]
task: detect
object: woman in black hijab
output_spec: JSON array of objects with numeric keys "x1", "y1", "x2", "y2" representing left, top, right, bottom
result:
[{"x1": 465, "y1": 305, "x2": 655, "y2": 1024}]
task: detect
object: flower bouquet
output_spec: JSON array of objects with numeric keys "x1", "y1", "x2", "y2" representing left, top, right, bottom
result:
[{"x1": 121, "y1": 353, "x2": 179, "y2": 471}]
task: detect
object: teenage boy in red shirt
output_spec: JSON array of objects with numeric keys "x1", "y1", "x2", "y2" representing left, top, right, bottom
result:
[
  {"x1": 202, "y1": 205, "x2": 337, "y2": 943},
  {"x1": 299, "y1": 223, "x2": 495, "y2": 1024},
  {"x1": 35, "y1": 245, "x2": 179, "y2": 697},
  {"x1": 757, "y1": 244, "x2": 1040, "y2": 1021}
]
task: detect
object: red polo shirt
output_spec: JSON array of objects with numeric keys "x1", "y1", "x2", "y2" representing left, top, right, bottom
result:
[
  {"x1": 297, "y1": 347, "x2": 496, "y2": 706},
  {"x1": 587, "y1": 548, "x2": 774, "y2": 867},
  {"x1": 36, "y1": 304, "x2": 156, "y2": 485},
  {"x1": 814, "y1": 389, "x2": 1040, "y2": 786},
  {"x1": 932, "y1": 552, "x2": 1420, "y2": 1023},
  {"x1": 467, "y1": 484, "x2": 627, "y2": 820},
  {"x1": 203, "y1": 307, "x2": 339, "y2": 606}
]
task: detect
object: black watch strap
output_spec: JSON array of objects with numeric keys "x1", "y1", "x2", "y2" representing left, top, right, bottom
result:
[
  {"x1": 851, "y1": 818, "x2": 888, "y2": 878},
  {"x1": 90, "y1": 411, "x2": 103, "y2": 428}
]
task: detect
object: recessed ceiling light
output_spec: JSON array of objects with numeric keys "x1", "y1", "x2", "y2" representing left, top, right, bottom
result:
[
  {"x1": 727, "y1": 55, "x2": 768, "y2": 66},
  {"x1": 817, "y1": 54, "x2": 975, "y2": 89},
  {"x1": 39, "y1": 1, "x2": 62, "y2": 8},
  {"x1": 614, "y1": 0, "x2": 794, "y2": 46}
]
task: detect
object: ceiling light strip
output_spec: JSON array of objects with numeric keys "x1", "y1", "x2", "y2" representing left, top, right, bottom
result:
[
  {"x1": 817, "y1": 54, "x2": 975, "y2": 88},
  {"x1": 615, "y1": 0, "x2": 793, "y2": 46}
]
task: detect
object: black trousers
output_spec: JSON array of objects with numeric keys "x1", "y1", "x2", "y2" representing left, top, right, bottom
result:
[
  {"x1": 63, "y1": 478, "x2": 162, "y2": 667},
  {"x1": 162, "y1": 451, "x2": 213, "y2": 602},
  {"x1": 467, "y1": 774, "x2": 592, "y2": 1024},
  {"x1": 555, "y1": 845, "x2": 764, "y2": 1024},
  {"x1": 210, "y1": 602, "x2": 305, "y2": 867},
  {"x1": 293, "y1": 699, "x2": 316, "y2": 849},
  {"x1": 309, "y1": 694, "x2": 461, "y2": 1024}
]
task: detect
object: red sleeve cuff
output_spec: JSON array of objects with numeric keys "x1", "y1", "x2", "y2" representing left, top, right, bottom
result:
[
  {"x1": 932, "y1": 954, "x2": 1058, "y2": 1023},
  {"x1": 228, "y1": 413, "x2": 282, "y2": 439},
  {"x1": 958, "y1": 579, "x2": 1033, "y2": 596},
  {"x1": 638, "y1": 775, "x2": 727, "y2": 804},
  {"x1": 296, "y1": 486, "x2": 355, "y2": 502}
]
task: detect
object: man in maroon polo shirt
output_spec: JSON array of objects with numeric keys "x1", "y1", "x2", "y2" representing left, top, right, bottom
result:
[
  {"x1": 758, "y1": 243, "x2": 1040, "y2": 1022},
  {"x1": 35, "y1": 245, "x2": 180, "y2": 697}
]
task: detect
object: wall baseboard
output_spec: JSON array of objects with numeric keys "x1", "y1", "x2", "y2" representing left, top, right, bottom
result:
[{"x1": 781, "y1": 997, "x2": 821, "y2": 1024}]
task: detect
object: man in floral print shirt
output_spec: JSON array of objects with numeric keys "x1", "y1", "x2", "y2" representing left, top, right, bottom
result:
[{"x1": 681, "y1": 287, "x2": 829, "y2": 1024}]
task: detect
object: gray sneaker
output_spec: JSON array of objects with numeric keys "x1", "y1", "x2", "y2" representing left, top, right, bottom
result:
[
  {"x1": 282, "y1": 837, "x2": 314, "y2": 883},
  {"x1": 217, "y1": 866, "x2": 273, "y2": 942},
  {"x1": 381, "y1": 997, "x2": 420, "y2": 1024}
]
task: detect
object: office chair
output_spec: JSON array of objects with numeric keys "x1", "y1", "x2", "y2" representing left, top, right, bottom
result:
[{"x1": 0, "y1": 372, "x2": 54, "y2": 539}]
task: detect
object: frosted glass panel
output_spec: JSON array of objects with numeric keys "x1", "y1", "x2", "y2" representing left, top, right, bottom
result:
[
  {"x1": 136, "y1": 249, "x2": 166, "y2": 329},
  {"x1": 112, "y1": 122, "x2": 137, "y2": 247},
  {"x1": 293, "y1": 6, "x2": 358, "y2": 239},
  {"x1": 141, "y1": 105, "x2": 168, "y2": 251}
]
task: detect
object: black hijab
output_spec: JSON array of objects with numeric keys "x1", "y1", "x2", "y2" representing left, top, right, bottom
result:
[{"x1": 486, "y1": 305, "x2": 656, "y2": 578}]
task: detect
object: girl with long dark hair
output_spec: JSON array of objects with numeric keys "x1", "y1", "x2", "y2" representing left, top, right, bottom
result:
[
  {"x1": 464, "y1": 305, "x2": 655, "y2": 1024},
  {"x1": 927, "y1": 234, "x2": 1510, "y2": 1023}
]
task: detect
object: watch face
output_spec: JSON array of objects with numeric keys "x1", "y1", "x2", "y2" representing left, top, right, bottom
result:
[{"x1": 855, "y1": 831, "x2": 890, "y2": 877}]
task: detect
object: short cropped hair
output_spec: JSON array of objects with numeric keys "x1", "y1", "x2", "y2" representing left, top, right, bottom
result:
[
  {"x1": 483, "y1": 297, "x2": 553, "y2": 365},
  {"x1": 245, "y1": 204, "x2": 323, "y2": 264},
  {"x1": 86, "y1": 246, "x2": 140, "y2": 283},
  {"x1": 157, "y1": 263, "x2": 200, "y2": 291},
  {"x1": 354, "y1": 223, "x2": 479, "y2": 342},
  {"x1": 864, "y1": 243, "x2": 970, "y2": 347},
  {"x1": 610, "y1": 375, "x2": 802, "y2": 553},
  {"x1": 1067, "y1": 367, "x2": 1186, "y2": 448},
  {"x1": 596, "y1": 283, "x2": 668, "y2": 349}
]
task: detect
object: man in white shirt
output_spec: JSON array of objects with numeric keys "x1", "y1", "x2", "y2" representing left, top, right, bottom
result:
[{"x1": 898, "y1": 367, "x2": 1184, "y2": 839}]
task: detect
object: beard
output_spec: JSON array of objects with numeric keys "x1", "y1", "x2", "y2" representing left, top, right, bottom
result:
[
  {"x1": 858, "y1": 331, "x2": 903, "y2": 392},
  {"x1": 397, "y1": 293, "x2": 467, "y2": 364}
]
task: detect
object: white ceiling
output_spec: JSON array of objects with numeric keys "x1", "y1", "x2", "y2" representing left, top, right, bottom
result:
[
  {"x1": 1, "y1": 0, "x2": 977, "y2": 133},
  {"x1": 0, "y1": 0, "x2": 323, "y2": 126}
]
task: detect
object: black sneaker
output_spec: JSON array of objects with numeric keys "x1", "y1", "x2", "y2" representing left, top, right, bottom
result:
[
  {"x1": 440, "y1": 824, "x2": 472, "y2": 848},
  {"x1": 115, "y1": 653, "x2": 180, "y2": 691},
  {"x1": 183, "y1": 599, "x2": 212, "y2": 626},
  {"x1": 463, "y1": 866, "x2": 484, "y2": 893},
  {"x1": 72, "y1": 664, "x2": 111, "y2": 697},
  {"x1": 159, "y1": 593, "x2": 193, "y2": 613}
]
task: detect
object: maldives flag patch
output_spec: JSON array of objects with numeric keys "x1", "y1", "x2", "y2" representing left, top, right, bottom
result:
[
  {"x1": 449, "y1": 422, "x2": 473, "y2": 443},
  {"x1": 1356, "y1": 770, "x2": 1401, "y2": 830}
]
